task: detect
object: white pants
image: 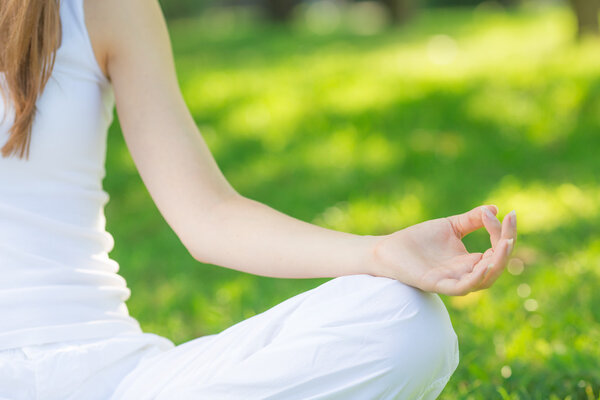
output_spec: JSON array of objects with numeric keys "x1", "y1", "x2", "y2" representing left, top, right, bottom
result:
[{"x1": 0, "y1": 275, "x2": 459, "y2": 400}]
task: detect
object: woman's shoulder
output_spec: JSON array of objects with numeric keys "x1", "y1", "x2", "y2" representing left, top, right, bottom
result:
[{"x1": 83, "y1": 0, "x2": 164, "y2": 82}]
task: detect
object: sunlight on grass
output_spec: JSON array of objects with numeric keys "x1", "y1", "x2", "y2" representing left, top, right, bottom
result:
[
  {"x1": 301, "y1": 127, "x2": 397, "y2": 171},
  {"x1": 312, "y1": 189, "x2": 425, "y2": 234},
  {"x1": 484, "y1": 177, "x2": 600, "y2": 234},
  {"x1": 373, "y1": 8, "x2": 572, "y2": 80},
  {"x1": 450, "y1": 289, "x2": 485, "y2": 309}
]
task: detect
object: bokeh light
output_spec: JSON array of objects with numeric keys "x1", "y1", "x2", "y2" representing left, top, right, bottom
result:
[{"x1": 427, "y1": 34, "x2": 459, "y2": 66}]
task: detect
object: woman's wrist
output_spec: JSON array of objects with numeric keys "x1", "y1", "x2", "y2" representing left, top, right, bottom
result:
[{"x1": 355, "y1": 234, "x2": 392, "y2": 279}]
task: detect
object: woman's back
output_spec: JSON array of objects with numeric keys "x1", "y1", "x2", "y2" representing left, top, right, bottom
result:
[{"x1": 0, "y1": 0, "x2": 141, "y2": 351}]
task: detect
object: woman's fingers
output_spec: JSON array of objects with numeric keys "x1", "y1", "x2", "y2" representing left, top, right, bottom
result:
[
  {"x1": 472, "y1": 210, "x2": 517, "y2": 289},
  {"x1": 437, "y1": 260, "x2": 489, "y2": 295},
  {"x1": 482, "y1": 206, "x2": 502, "y2": 249},
  {"x1": 431, "y1": 207, "x2": 517, "y2": 296},
  {"x1": 441, "y1": 224, "x2": 517, "y2": 295},
  {"x1": 500, "y1": 210, "x2": 518, "y2": 244},
  {"x1": 447, "y1": 205, "x2": 497, "y2": 239},
  {"x1": 477, "y1": 238, "x2": 513, "y2": 289},
  {"x1": 475, "y1": 210, "x2": 516, "y2": 289},
  {"x1": 447, "y1": 253, "x2": 483, "y2": 278}
]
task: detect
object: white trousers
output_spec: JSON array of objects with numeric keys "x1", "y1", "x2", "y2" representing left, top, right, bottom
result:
[{"x1": 0, "y1": 275, "x2": 459, "y2": 400}]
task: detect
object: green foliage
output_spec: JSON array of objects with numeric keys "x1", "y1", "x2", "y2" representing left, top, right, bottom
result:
[
  {"x1": 422, "y1": 0, "x2": 520, "y2": 8},
  {"x1": 158, "y1": 0, "x2": 213, "y2": 18},
  {"x1": 104, "y1": 5, "x2": 600, "y2": 398},
  {"x1": 424, "y1": 0, "x2": 490, "y2": 7}
]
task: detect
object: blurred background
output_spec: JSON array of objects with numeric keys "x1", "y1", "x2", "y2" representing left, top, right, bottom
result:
[{"x1": 104, "y1": 0, "x2": 600, "y2": 398}]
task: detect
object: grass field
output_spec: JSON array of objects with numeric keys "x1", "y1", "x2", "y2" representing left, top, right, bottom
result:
[{"x1": 104, "y1": 4, "x2": 600, "y2": 398}]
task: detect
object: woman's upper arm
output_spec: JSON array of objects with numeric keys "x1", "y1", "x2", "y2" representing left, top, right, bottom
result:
[{"x1": 88, "y1": 0, "x2": 239, "y2": 248}]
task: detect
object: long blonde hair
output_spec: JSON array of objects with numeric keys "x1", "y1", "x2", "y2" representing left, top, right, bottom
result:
[{"x1": 0, "y1": 0, "x2": 62, "y2": 159}]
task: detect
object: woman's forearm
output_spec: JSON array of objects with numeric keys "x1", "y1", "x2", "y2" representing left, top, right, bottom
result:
[{"x1": 185, "y1": 194, "x2": 382, "y2": 279}]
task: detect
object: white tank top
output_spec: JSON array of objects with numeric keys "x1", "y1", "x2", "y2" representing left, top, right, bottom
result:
[{"x1": 0, "y1": 0, "x2": 142, "y2": 350}]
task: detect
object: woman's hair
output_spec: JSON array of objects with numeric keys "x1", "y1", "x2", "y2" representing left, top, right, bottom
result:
[{"x1": 0, "y1": 0, "x2": 61, "y2": 160}]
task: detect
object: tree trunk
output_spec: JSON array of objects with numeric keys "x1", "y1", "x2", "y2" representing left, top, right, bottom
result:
[
  {"x1": 570, "y1": 0, "x2": 600, "y2": 38},
  {"x1": 379, "y1": 0, "x2": 416, "y2": 25},
  {"x1": 263, "y1": 0, "x2": 298, "y2": 22}
]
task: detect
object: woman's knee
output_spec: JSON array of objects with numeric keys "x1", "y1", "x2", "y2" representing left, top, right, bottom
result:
[
  {"x1": 367, "y1": 276, "x2": 459, "y2": 396},
  {"x1": 322, "y1": 275, "x2": 460, "y2": 394},
  {"x1": 282, "y1": 274, "x2": 459, "y2": 371}
]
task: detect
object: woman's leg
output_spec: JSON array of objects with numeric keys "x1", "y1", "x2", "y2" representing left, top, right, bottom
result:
[
  {"x1": 0, "y1": 347, "x2": 36, "y2": 400},
  {"x1": 0, "y1": 333, "x2": 173, "y2": 400},
  {"x1": 111, "y1": 274, "x2": 459, "y2": 400}
]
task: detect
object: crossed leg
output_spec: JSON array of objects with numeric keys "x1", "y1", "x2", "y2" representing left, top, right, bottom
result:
[{"x1": 111, "y1": 274, "x2": 459, "y2": 400}]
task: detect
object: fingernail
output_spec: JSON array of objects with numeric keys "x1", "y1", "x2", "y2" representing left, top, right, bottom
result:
[
  {"x1": 506, "y1": 238, "x2": 514, "y2": 256},
  {"x1": 484, "y1": 264, "x2": 494, "y2": 278},
  {"x1": 483, "y1": 207, "x2": 495, "y2": 220},
  {"x1": 509, "y1": 210, "x2": 517, "y2": 224}
]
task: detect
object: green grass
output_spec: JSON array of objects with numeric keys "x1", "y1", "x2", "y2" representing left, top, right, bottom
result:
[{"x1": 104, "y1": 4, "x2": 600, "y2": 399}]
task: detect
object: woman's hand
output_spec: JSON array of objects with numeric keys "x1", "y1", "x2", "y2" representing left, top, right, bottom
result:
[{"x1": 370, "y1": 206, "x2": 517, "y2": 296}]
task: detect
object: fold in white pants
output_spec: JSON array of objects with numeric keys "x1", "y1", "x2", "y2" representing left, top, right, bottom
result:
[{"x1": 0, "y1": 275, "x2": 459, "y2": 400}]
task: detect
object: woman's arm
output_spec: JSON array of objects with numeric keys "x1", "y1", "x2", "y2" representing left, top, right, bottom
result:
[
  {"x1": 88, "y1": 0, "x2": 373, "y2": 279},
  {"x1": 90, "y1": 0, "x2": 516, "y2": 295}
]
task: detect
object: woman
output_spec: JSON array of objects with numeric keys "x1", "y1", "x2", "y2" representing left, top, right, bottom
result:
[{"x1": 0, "y1": 0, "x2": 517, "y2": 399}]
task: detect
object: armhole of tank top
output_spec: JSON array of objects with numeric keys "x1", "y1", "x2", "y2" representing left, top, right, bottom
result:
[{"x1": 75, "y1": 0, "x2": 110, "y2": 86}]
